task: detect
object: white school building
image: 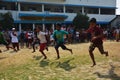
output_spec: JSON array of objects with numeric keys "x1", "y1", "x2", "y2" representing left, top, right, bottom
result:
[{"x1": 0, "y1": 0, "x2": 117, "y2": 31}]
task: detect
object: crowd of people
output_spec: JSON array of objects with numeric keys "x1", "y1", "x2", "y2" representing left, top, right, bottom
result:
[{"x1": 0, "y1": 18, "x2": 120, "y2": 66}]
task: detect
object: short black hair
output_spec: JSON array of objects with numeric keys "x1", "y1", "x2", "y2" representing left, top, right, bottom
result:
[
  {"x1": 89, "y1": 18, "x2": 96, "y2": 23},
  {"x1": 56, "y1": 23, "x2": 61, "y2": 27},
  {"x1": 36, "y1": 26, "x2": 42, "y2": 30}
]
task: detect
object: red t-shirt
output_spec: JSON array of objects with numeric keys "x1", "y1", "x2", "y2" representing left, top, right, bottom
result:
[{"x1": 87, "y1": 26, "x2": 103, "y2": 44}]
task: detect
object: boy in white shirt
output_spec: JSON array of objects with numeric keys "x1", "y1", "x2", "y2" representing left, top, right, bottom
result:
[{"x1": 36, "y1": 26, "x2": 48, "y2": 59}]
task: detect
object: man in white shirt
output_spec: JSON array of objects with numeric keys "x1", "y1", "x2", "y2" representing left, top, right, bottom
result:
[
  {"x1": 36, "y1": 26, "x2": 48, "y2": 59},
  {"x1": 11, "y1": 28, "x2": 19, "y2": 51}
]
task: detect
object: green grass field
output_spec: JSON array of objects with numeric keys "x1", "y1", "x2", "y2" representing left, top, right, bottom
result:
[{"x1": 0, "y1": 41, "x2": 120, "y2": 80}]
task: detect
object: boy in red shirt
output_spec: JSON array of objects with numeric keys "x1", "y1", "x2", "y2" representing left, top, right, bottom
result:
[{"x1": 86, "y1": 18, "x2": 108, "y2": 67}]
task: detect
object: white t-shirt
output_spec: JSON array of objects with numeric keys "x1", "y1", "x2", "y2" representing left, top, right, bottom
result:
[
  {"x1": 37, "y1": 31, "x2": 47, "y2": 43},
  {"x1": 11, "y1": 32, "x2": 18, "y2": 43}
]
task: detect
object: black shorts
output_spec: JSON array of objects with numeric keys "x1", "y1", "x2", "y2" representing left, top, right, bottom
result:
[
  {"x1": 55, "y1": 42, "x2": 67, "y2": 50},
  {"x1": 89, "y1": 43, "x2": 105, "y2": 54}
]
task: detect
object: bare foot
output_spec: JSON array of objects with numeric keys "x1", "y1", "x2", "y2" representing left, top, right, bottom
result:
[
  {"x1": 32, "y1": 51, "x2": 35, "y2": 53},
  {"x1": 105, "y1": 51, "x2": 109, "y2": 57},
  {"x1": 46, "y1": 47, "x2": 49, "y2": 51},
  {"x1": 44, "y1": 56, "x2": 47, "y2": 59},
  {"x1": 57, "y1": 56, "x2": 60, "y2": 59},
  {"x1": 91, "y1": 63, "x2": 96, "y2": 67}
]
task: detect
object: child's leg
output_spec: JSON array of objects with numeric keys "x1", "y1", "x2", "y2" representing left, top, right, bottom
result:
[
  {"x1": 55, "y1": 44, "x2": 60, "y2": 59},
  {"x1": 39, "y1": 43, "x2": 47, "y2": 59},
  {"x1": 89, "y1": 43, "x2": 96, "y2": 67},
  {"x1": 61, "y1": 44, "x2": 73, "y2": 54},
  {"x1": 12, "y1": 43, "x2": 16, "y2": 51},
  {"x1": 32, "y1": 42, "x2": 36, "y2": 52},
  {"x1": 16, "y1": 43, "x2": 19, "y2": 50},
  {"x1": 97, "y1": 44, "x2": 108, "y2": 56}
]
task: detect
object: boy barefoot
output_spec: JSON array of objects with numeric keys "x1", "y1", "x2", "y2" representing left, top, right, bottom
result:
[{"x1": 53, "y1": 23, "x2": 73, "y2": 59}]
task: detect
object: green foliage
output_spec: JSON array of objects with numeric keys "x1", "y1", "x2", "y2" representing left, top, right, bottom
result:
[
  {"x1": 0, "y1": 12, "x2": 14, "y2": 30},
  {"x1": 73, "y1": 13, "x2": 89, "y2": 30}
]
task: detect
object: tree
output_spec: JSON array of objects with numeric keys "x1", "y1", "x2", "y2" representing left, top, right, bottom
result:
[
  {"x1": 0, "y1": 12, "x2": 14, "y2": 30},
  {"x1": 73, "y1": 13, "x2": 89, "y2": 30}
]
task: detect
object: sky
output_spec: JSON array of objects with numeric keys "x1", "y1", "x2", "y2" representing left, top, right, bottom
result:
[{"x1": 116, "y1": 0, "x2": 120, "y2": 15}]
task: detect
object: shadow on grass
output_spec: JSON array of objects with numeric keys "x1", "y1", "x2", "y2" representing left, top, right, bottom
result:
[
  {"x1": 3, "y1": 49, "x2": 9, "y2": 52},
  {"x1": 33, "y1": 55, "x2": 42, "y2": 60},
  {"x1": 39, "y1": 59, "x2": 49, "y2": 67},
  {"x1": 56, "y1": 58, "x2": 76, "y2": 71},
  {"x1": 9, "y1": 51, "x2": 16, "y2": 53},
  {"x1": 94, "y1": 63, "x2": 120, "y2": 80}
]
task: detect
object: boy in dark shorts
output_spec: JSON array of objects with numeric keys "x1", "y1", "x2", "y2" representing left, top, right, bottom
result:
[
  {"x1": 53, "y1": 23, "x2": 73, "y2": 59},
  {"x1": 86, "y1": 18, "x2": 108, "y2": 67}
]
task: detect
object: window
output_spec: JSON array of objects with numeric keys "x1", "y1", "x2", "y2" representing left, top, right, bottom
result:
[
  {"x1": 84, "y1": 7, "x2": 99, "y2": 14},
  {"x1": 66, "y1": 6, "x2": 82, "y2": 13},
  {"x1": 44, "y1": 4, "x2": 63, "y2": 13},
  {"x1": 100, "y1": 8, "x2": 115, "y2": 15}
]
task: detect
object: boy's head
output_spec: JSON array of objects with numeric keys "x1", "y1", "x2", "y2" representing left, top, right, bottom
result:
[
  {"x1": 89, "y1": 18, "x2": 97, "y2": 28},
  {"x1": 36, "y1": 25, "x2": 42, "y2": 32},
  {"x1": 56, "y1": 23, "x2": 61, "y2": 30}
]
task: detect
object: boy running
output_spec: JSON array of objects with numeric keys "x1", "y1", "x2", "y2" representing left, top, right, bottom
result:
[
  {"x1": 86, "y1": 18, "x2": 108, "y2": 67},
  {"x1": 36, "y1": 26, "x2": 48, "y2": 59},
  {"x1": 53, "y1": 23, "x2": 73, "y2": 59}
]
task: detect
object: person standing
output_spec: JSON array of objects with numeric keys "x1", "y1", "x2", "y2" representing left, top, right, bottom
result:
[
  {"x1": 86, "y1": 18, "x2": 108, "y2": 67},
  {"x1": 36, "y1": 26, "x2": 48, "y2": 59},
  {"x1": 53, "y1": 23, "x2": 73, "y2": 59},
  {"x1": 11, "y1": 28, "x2": 19, "y2": 51}
]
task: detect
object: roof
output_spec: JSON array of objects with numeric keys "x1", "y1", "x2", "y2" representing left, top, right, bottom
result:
[
  {"x1": 19, "y1": 13, "x2": 68, "y2": 18},
  {"x1": 109, "y1": 15, "x2": 120, "y2": 23}
]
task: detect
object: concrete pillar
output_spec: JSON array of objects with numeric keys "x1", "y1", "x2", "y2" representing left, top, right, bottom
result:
[
  {"x1": 33, "y1": 24, "x2": 35, "y2": 31},
  {"x1": 99, "y1": 8, "x2": 101, "y2": 14},
  {"x1": 63, "y1": 5, "x2": 66, "y2": 13},
  {"x1": 52, "y1": 24, "x2": 55, "y2": 31},
  {"x1": 42, "y1": 4, "x2": 44, "y2": 12},
  {"x1": 82, "y1": 6, "x2": 84, "y2": 14},
  {"x1": 42, "y1": 24, "x2": 45, "y2": 31},
  {"x1": 19, "y1": 23, "x2": 21, "y2": 33},
  {"x1": 18, "y1": 2, "x2": 21, "y2": 11}
]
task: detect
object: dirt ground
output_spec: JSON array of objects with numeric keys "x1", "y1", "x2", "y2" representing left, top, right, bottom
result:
[{"x1": 0, "y1": 41, "x2": 120, "y2": 80}]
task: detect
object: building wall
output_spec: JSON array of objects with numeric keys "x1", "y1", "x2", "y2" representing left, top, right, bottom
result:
[
  {"x1": 18, "y1": 0, "x2": 116, "y2": 7},
  {"x1": 0, "y1": 0, "x2": 117, "y2": 24},
  {"x1": 19, "y1": 0, "x2": 65, "y2": 3},
  {"x1": 65, "y1": 0, "x2": 116, "y2": 7}
]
